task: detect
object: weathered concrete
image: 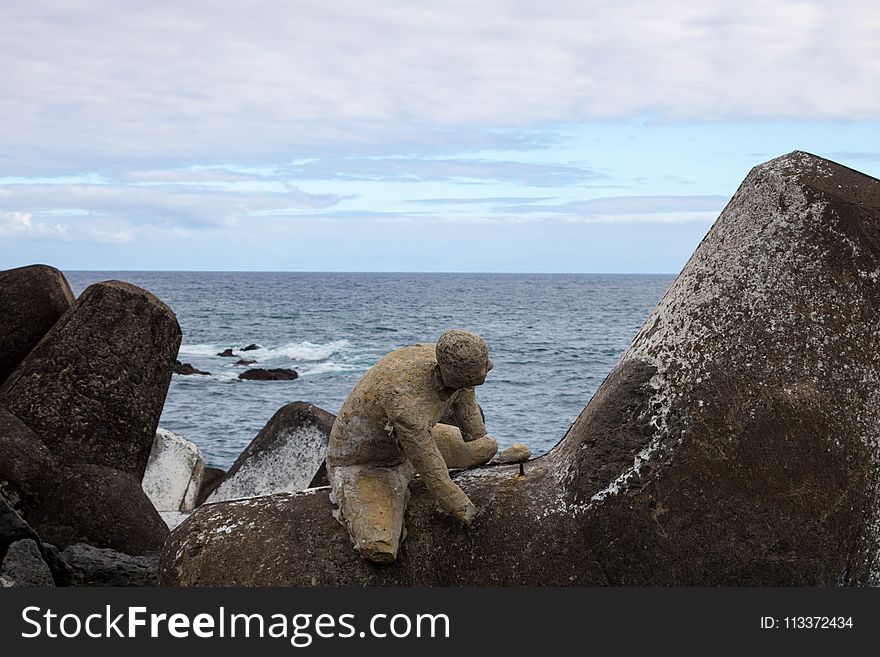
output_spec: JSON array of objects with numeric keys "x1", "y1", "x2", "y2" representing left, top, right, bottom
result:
[
  {"x1": 142, "y1": 428, "x2": 205, "y2": 512},
  {"x1": 29, "y1": 463, "x2": 168, "y2": 555},
  {"x1": 208, "y1": 402, "x2": 334, "y2": 503},
  {"x1": 0, "y1": 280, "x2": 182, "y2": 479},
  {"x1": 160, "y1": 153, "x2": 880, "y2": 586},
  {"x1": 195, "y1": 467, "x2": 226, "y2": 506},
  {"x1": 0, "y1": 265, "x2": 74, "y2": 386},
  {"x1": 0, "y1": 406, "x2": 56, "y2": 514},
  {"x1": 495, "y1": 443, "x2": 531, "y2": 464},
  {"x1": 1, "y1": 493, "x2": 71, "y2": 586},
  {"x1": 0, "y1": 539, "x2": 55, "y2": 587}
]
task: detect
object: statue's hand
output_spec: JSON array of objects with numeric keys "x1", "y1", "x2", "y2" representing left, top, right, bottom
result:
[{"x1": 437, "y1": 484, "x2": 477, "y2": 524}]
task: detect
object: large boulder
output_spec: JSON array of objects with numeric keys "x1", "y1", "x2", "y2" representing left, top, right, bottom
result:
[
  {"x1": 61, "y1": 543, "x2": 158, "y2": 587},
  {"x1": 160, "y1": 152, "x2": 880, "y2": 586},
  {"x1": 1, "y1": 492, "x2": 71, "y2": 586},
  {"x1": 0, "y1": 538, "x2": 55, "y2": 586},
  {"x1": 28, "y1": 463, "x2": 168, "y2": 555},
  {"x1": 0, "y1": 265, "x2": 74, "y2": 386},
  {"x1": 142, "y1": 429, "x2": 205, "y2": 512},
  {"x1": 207, "y1": 402, "x2": 334, "y2": 503},
  {"x1": 0, "y1": 406, "x2": 56, "y2": 514},
  {"x1": 0, "y1": 280, "x2": 182, "y2": 479}
]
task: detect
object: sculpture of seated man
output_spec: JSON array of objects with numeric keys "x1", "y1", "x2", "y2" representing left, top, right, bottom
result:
[{"x1": 327, "y1": 329, "x2": 498, "y2": 563}]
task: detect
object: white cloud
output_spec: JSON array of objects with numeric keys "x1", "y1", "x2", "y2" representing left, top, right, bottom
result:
[{"x1": 1, "y1": 0, "x2": 878, "y2": 173}]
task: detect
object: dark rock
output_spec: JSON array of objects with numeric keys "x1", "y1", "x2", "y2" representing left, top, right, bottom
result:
[
  {"x1": 237, "y1": 368, "x2": 298, "y2": 381},
  {"x1": 1, "y1": 493, "x2": 71, "y2": 586},
  {"x1": 173, "y1": 360, "x2": 211, "y2": 376},
  {"x1": 29, "y1": 463, "x2": 168, "y2": 555},
  {"x1": 160, "y1": 152, "x2": 880, "y2": 586},
  {"x1": 0, "y1": 280, "x2": 182, "y2": 479},
  {"x1": 235, "y1": 359, "x2": 256, "y2": 366},
  {"x1": 207, "y1": 402, "x2": 334, "y2": 503},
  {"x1": 0, "y1": 538, "x2": 55, "y2": 586},
  {"x1": 0, "y1": 265, "x2": 74, "y2": 386},
  {"x1": 61, "y1": 543, "x2": 158, "y2": 587},
  {"x1": 0, "y1": 405, "x2": 56, "y2": 514},
  {"x1": 195, "y1": 467, "x2": 226, "y2": 507},
  {"x1": 241, "y1": 344, "x2": 261, "y2": 352},
  {"x1": 217, "y1": 349, "x2": 236, "y2": 357}
]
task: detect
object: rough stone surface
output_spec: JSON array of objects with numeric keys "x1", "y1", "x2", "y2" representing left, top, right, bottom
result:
[
  {"x1": 61, "y1": 543, "x2": 158, "y2": 587},
  {"x1": 160, "y1": 153, "x2": 880, "y2": 586},
  {"x1": 0, "y1": 539, "x2": 55, "y2": 587},
  {"x1": 1, "y1": 493, "x2": 71, "y2": 586},
  {"x1": 238, "y1": 368, "x2": 298, "y2": 381},
  {"x1": 29, "y1": 463, "x2": 168, "y2": 555},
  {"x1": 208, "y1": 402, "x2": 334, "y2": 503},
  {"x1": 0, "y1": 405, "x2": 56, "y2": 514},
  {"x1": 0, "y1": 280, "x2": 182, "y2": 480},
  {"x1": 174, "y1": 361, "x2": 210, "y2": 376},
  {"x1": 495, "y1": 443, "x2": 532, "y2": 464},
  {"x1": 0, "y1": 265, "x2": 74, "y2": 386},
  {"x1": 142, "y1": 428, "x2": 205, "y2": 512},
  {"x1": 196, "y1": 467, "x2": 226, "y2": 506}
]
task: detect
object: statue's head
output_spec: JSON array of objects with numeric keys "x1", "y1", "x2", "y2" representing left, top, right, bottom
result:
[{"x1": 436, "y1": 329, "x2": 493, "y2": 389}]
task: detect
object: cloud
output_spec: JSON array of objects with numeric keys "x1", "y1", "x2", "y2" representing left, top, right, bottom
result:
[
  {"x1": 491, "y1": 195, "x2": 729, "y2": 215},
  {"x1": 281, "y1": 158, "x2": 601, "y2": 186},
  {"x1": 1, "y1": 1, "x2": 879, "y2": 174},
  {"x1": 121, "y1": 168, "x2": 268, "y2": 184},
  {"x1": 407, "y1": 197, "x2": 555, "y2": 206}
]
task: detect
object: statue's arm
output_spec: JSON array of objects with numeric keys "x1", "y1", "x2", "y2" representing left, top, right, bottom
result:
[
  {"x1": 450, "y1": 387, "x2": 488, "y2": 440},
  {"x1": 389, "y1": 408, "x2": 476, "y2": 523}
]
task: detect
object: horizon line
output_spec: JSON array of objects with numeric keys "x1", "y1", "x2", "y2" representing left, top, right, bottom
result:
[{"x1": 59, "y1": 269, "x2": 678, "y2": 276}]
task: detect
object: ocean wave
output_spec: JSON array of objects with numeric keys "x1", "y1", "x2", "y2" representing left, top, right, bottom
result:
[{"x1": 179, "y1": 339, "x2": 350, "y2": 363}]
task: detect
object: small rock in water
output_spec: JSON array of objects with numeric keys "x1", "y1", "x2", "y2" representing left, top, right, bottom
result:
[
  {"x1": 238, "y1": 368, "x2": 298, "y2": 381},
  {"x1": 217, "y1": 348, "x2": 236, "y2": 357},
  {"x1": 173, "y1": 360, "x2": 211, "y2": 376},
  {"x1": 495, "y1": 443, "x2": 532, "y2": 464},
  {"x1": 241, "y1": 344, "x2": 261, "y2": 352},
  {"x1": 235, "y1": 358, "x2": 256, "y2": 366}
]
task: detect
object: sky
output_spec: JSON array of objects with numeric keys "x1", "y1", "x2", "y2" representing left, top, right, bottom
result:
[{"x1": 1, "y1": 0, "x2": 879, "y2": 273}]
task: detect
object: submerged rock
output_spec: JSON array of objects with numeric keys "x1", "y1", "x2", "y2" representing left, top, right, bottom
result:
[
  {"x1": 142, "y1": 429, "x2": 205, "y2": 512},
  {"x1": 0, "y1": 264, "x2": 74, "y2": 386},
  {"x1": 217, "y1": 348, "x2": 236, "y2": 357},
  {"x1": 174, "y1": 360, "x2": 211, "y2": 376},
  {"x1": 161, "y1": 152, "x2": 880, "y2": 586},
  {"x1": 238, "y1": 368, "x2": 298, "y2": 381},
  {"x1": 235, "y1": 359, "x2": 256, "y2": 366},
  {"x1": 0, "y1": 280, "x2": 181, "y2": 480},
  {"x1": 208, "y1": 402, "x2": 334, "y2": 503},
  {"x1": 241, "y1": 344, "x2": 261, "y2": 352}
]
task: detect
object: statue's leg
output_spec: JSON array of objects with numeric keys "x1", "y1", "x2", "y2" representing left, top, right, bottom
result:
[
  {"x1": 327, "y1": 462, "x2": 411, "y2": 564},
  {"x1": 432, "y1": 423, "x2": 498, "y2": 468}
]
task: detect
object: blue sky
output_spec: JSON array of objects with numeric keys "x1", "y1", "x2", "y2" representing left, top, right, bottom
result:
[{"x1": 1, "y1": 0, "x2": 879, "y2": 273}]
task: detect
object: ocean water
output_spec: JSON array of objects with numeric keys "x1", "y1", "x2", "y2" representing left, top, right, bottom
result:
[{"x1": 65, "y1": 272, "x2": 673, "y2": 468}]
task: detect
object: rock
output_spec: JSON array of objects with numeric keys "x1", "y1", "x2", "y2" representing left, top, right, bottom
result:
[
  {"x1": 61, "y1": 543, "x2": 158, "y2": 587},
  {"x1": 0, "y1": 265, "x2": 74, "y2": 386},
  {"x1": 142, "y1": 429, "x2": 205, "y2": 512},
  {"x1": 238, "y1": 368, "x2": 298, "y2": 381},
  {"x1": 0, "y1": 280, "x2": 181, "y2": 480},
  {"x1": 494, "y1": 443, "x2": 531, "y2": 464},
  {"x1": 235, "y1": 359, "x2": 256, "y2": 366},
  {"x1": 0, "y1": 539, "x2": 55, "y2": 586},
  {"x1": 174, "y1": 360, "x2": 211, "y2": 376},
  {"x1": 1, "y1": 493, "x2": 70, "y2": 586},
  {"x1": 241, "y1": 344, "x2": 261, "y2": 352},
  {"x1": 160, "y1": 152, "x2": 880, "y2": 586},
  {"x1": 0, "y1": 405, "x2": 56, "y2": 514},
  {"x1": 29, "y1": 463, "x2": 168, "y2": 555},
  {"x1": 159, "y1": 512, "x2": 189, "y2": 530},
  {"x1": 208, "y1": 402, "x2": 334, "y2": 503},
  {"x1": 195, "y1": 467, "x2": 226, "y2": 506},
  {"x1": 217, "y1": 348, "x2": 236, "y2": 357}
]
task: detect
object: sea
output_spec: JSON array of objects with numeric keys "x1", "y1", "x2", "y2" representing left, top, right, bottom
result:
[{"x1": 65, "y1": 272, "x2": 673, "y2": 469}]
